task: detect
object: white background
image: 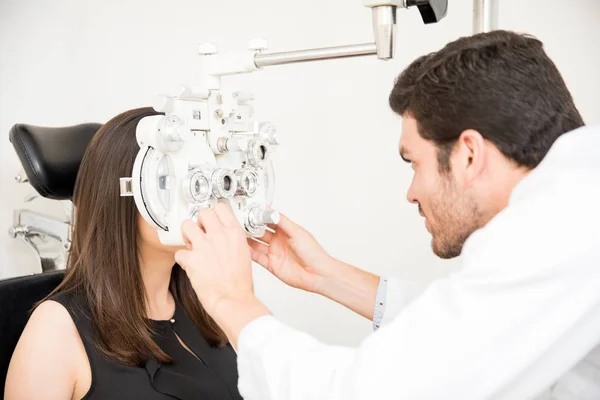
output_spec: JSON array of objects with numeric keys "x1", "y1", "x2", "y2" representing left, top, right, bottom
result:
[{"x1": 1, "y1": 0, "x2": 599, "y2": 346}]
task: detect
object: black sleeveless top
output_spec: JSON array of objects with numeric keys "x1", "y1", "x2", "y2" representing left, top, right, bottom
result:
[{"x1": 51, "y1": 292, "x2": 243, "y2": 400}]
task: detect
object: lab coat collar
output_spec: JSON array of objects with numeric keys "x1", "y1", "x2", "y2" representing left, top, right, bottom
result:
[{"x1": 509, "y1": 124, "x2": 600, "y2": 204}]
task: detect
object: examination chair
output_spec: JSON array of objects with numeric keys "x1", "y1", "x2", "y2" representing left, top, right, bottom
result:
[{"x1": 1, "y1": 122, "x2": 100, "y2": 396}]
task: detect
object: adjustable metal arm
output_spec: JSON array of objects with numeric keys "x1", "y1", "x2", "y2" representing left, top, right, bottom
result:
[
  {"x1": 254, "y1": 43, "x2": 378, "y2": 68},
  {"x1": 364, "y1": 0, "x2": 448, "y2": 59},
  {"x1": 189, "y1": 0, "x2": 448, "y2": 93},
  {"x1": 473, "y1": 0, "x2": 499, "y2": 33},
  {"x1": 252, "y1": 0, "x2": 447, "y2": 66},
  {"x1": 244, "y1": 0, "x2": 449, "y2": 71}
]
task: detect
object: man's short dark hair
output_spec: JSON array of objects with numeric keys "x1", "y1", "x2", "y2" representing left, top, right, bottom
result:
[{"x1": 389, "y1": 30, "x2": 585, "y2": 172}]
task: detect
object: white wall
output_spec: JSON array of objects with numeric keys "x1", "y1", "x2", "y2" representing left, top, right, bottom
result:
[{"x1": 1, "y1": 0, "x2": 598, "y2": 346}]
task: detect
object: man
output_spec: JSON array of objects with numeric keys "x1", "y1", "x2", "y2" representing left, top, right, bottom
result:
[{"x1": 176, "y1": 30, "x2": 600, "y2": 399}]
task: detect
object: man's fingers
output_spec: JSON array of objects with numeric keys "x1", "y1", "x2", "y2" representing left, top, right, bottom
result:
[
  {"x1": 182, "y1": 220, "x2": 206, "y2": 247},
  {"x1": 174, "y1": 249, "x2": 192, "y2": 269},
  {"x1": 249, "y1": 246, "x2": 270, "y2": 269},
  {"x1": 248, "y1": 237, "x2": 268, "y2": 255},
  {"x1": 213, "y1": 202, "x2": 239, "y2": 229},
  {"x1": 258, "y1": 229, "x2": 274, "y2": 243},
  {"x1": 267, "y1": 213, "x2": 297, "y2": 237},
  {"x1": 247, "y1": 238, "x2": 271, "y2": 269},
  {"x1": 197, "y1": 208, "x2": 222, "y2": 234}
]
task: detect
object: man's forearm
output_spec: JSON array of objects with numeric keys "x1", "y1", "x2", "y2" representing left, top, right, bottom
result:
[
  {"x1": 211, "y1": 295, "x2": 271, "y2": 350},
  {"x1": 210, "y1": 262, "x2": 380, "y2": 349},
  {"x1": 315, "y1": 259, "x2": 380, "y2": 320}
]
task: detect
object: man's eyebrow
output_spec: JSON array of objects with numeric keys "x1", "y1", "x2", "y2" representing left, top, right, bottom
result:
[{"x1": 399, "y1": 146, "x2": 411, "y2": 163}]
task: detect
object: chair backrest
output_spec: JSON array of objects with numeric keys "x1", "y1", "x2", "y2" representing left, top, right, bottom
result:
[
  {"x1": 9, "y1": 123, "x2": 102, "y2": 200},
  {"x1": 0, "y1": 271, "x2": 65, "y2": 395}
]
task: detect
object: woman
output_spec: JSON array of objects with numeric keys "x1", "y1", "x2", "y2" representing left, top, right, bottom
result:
[{"x1": 5, "y1": 108, "x2": 243, "y2": 400}]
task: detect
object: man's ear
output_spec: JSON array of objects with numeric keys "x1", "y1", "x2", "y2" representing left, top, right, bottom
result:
[{"x1": 452, "y1": 129, "x2": 487, "y2": 184}]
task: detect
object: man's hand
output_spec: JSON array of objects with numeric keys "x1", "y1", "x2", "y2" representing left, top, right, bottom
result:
[
  {"x1": 247, "y1": 214, "x2": 337, "y2": 294},
  {"x1": 175, "y1": 203, "x2": 253, "y2": 313},
  {"x1": 175, "y1": 203, "x2": 270, "y2": 347},
  {"x1": 249, "y1": 214, "x2": 380, "y2": 320}
]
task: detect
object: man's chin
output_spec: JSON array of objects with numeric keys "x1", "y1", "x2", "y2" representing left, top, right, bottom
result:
[{"x1": 431, "y1": 238, "x2": 462, "y2": 260}]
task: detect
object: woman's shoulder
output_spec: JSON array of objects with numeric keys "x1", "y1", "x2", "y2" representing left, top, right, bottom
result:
[
  {"x1": 27, "y1": 293, "x2": 91, "y2": 350},
  {"x1": 47, "y1": 290, "x2": 94, "y2": 329},
  {"x1": 4, "y1": 296, "x2": 90, "y2": 399},
  {"x1": 29, "y1": 297, "x2": 81, "y2": 338},
  {"x1": 48, "y1": 289, "x2": 88, "y2": 310},
  {"x1": 22, "y1": 291, "x2": 94, "y2": 363}
]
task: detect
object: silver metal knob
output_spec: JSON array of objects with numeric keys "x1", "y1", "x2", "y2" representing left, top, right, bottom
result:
[
  {"x1": 15, "y1": 174, "x2": 28, "y2": 183},
  {"x1": 250, "y1": 208, "x2": 280, "y2": 226},
  {"x1": 211, "y1": 169, "x2": 236, "y2": 199},
  {"x1": 184, "y1": 170, "x2": 212, "y2": 203},
  {"x1": 244, "y1": 205, "x2": 280, "y2": 236},
  {"x1": 8, "y1": 226, "x2": 27, "y2": 239},
  {"x1": 235, "y1": 168, "x2": 259, "y2": 197},
  {"x1": 246, "y1": 138, "x2": 270, "y2": 167},
  {"x1": 218, "y1": 135, "x2": 250, "y2": 153}
]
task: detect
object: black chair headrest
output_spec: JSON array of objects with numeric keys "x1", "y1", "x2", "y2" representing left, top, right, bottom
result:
[{"x1": 9, "y1": 123, "x2": 102, "y2": 200}]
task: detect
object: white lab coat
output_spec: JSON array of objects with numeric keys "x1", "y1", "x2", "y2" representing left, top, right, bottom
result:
[{"x1": 236, "y1": 124, "x2": 600, "y2": 400}]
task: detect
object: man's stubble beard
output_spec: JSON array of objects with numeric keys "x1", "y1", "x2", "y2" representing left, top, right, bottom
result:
[{"x1": 429, "y1": 177, "x2": 483, "y2": 259}]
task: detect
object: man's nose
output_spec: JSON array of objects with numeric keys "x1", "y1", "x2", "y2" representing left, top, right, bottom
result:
[{"x1": 406, "y1": 183, "x2": 418, "y2": 204}]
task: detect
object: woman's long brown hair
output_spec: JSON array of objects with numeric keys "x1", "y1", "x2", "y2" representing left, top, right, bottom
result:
[{"x1": 42, "y1": 107, "x2": 226, "y2": 366}]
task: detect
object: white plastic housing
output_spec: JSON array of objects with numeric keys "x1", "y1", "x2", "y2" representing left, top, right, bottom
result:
[{"x1": 129, "y1": 89, "x2": 278, "y2": 246}]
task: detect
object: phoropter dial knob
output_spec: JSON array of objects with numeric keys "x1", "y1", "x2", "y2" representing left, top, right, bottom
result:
[
  {"x1": 244, "y1": 204, "x2": 280, "y2": 236},
  {"x1": 235, "y1": 168, "x2": 259, "y2": 197},
  {"x1": 246, "y1": 138, "x2": 271, "y2": 167},
  {"x1": 211, "y1": 168, "x2": 237, "y2": 199},
  {"x1": 183, "y1": 169, "x2": 213, "y2": 203}
]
